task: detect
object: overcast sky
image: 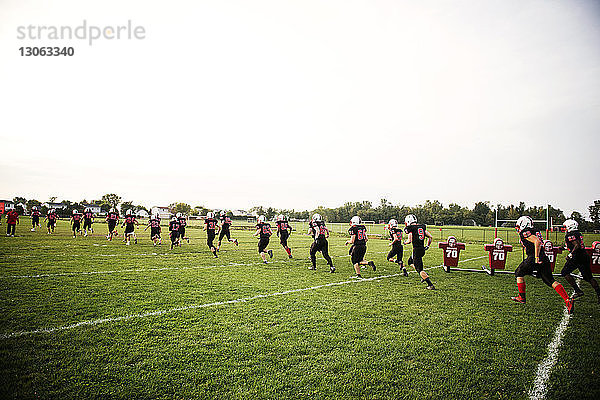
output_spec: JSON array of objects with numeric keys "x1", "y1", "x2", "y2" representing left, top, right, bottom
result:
[{"x1": 0, "y1": 0, "x2": 598, "y2": 216}]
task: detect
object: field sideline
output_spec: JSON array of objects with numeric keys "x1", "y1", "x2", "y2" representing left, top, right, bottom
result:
[{"x1": 1, "y1": 219, "x2": 599, "y2": 399}]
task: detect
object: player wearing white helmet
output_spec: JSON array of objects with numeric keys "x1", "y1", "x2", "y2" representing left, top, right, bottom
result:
[
  {"x1": 346, "y1": 216, "x2": 375, "y2": 278},
  {"x1": 44, "y1": 208, "x2": 59, "y2": 234},
  {"x1": 145, "y1": 213, "x2": 162, "y2": 246},
  {"x1": 387, "y1": 219, "x2": 408, "y2": 276},
  {"x1": 168, "y1": 216, "x2": 181, "y2": 249},
  {"x1": 276, "y1": 214, "x2": 293, "y2": 258},
  {"x1": 217, "y1": 210, "x2": 238, "y2": 250},
  {"x1": 176, "y1": 213, "x2": 189, "y2": 244},
  {"x1": 404, "y1": 214, "x2": 435, "y2": 290},
  {"x1": 30, "y1": 206, "x2": 41, "y2": 231},
  {"x1": 121, "y1": 210, "x2": 139, "y2": 245},
  {"x1": 511, "y1": 216, "x2": 573, "y2": 314},
  {"x1": 204, "y1": 212, "x2": 220, "y2": 257},
  {"x1": 82, "y1": 207, "x2": 95, "y2": 236},
  {"x1": 105, "y1": 208, "x2": 120, "y2": 240},
  {"x1": 559, "y1": 219, "x2": 600, "y2": 303},
  {"x1": 70, "y1": 209, "x2": 83, "y2": 238},
  {"x1": 307, "y1": 214, "x2": 334, "y2": 272},
  {"x1": 253, "y1": 215, "x2": 273, "y2": 263}
]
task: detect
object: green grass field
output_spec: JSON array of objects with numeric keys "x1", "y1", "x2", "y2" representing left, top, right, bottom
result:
[{"x1": 1, "y1": 219, "x2": 599, "y2": 399}]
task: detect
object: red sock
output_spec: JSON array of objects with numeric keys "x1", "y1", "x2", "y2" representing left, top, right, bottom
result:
[
  {"x1": 517, "y1": 282, "x2": 526, "y2": 298},
  {"x1": 554, "y1": 284, "x2": 569, "y2": 301},
  {"x1": 285, "y1": 247, "x2": 291, "y2": 256}
]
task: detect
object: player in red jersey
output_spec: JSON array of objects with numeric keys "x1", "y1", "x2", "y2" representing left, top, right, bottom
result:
[
  {"x1": 44, "y1": 209, "x2": 59, "y2": 234},
  {"x1": 30, "y1": 206, "x2": 41, "y2": 231},
  {"x1": 121, "y1": 209, "x2": 139, "y2": 245},
  {"x1": 70, "y1": 209, "x2": 83, "y2": 238},
  {"x1": 204, "y1": 212, "x2": 220, "y2": 257},
  {"x1": 511, "y1": 216, "x2": 573, "y2": 313},
  {"x1": 404, "y1": 214, "x2": 435, "y2": 290},
  {"x1": 6, "y1": 209, "x2": 19, "y2": 237},
  {"x1": 145, "y1": 213, "x2": 162, "y2": 246},
  {"x1": 275, "y1": 214, "x2": 293, "y2": 258},
  {"x1": 217, "y1": 210, "x2": 238, "y2": 250},
  {"x1": 82, "y1": 207, "x2": 95, "y2": 236},
  {"x1": 105, "y1": 208, "x2": 119, "y2": 240},
  {"x1": 253, "y1": 215, "x2": 273, "y2": 264},
  {"x1": 346, "y1": 216, "x2": 376, "y2": 278}
]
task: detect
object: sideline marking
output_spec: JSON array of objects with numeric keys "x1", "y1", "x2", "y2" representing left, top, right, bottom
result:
[{"x1": 0, "y1": 257, "x2": 486, "y2": 340}]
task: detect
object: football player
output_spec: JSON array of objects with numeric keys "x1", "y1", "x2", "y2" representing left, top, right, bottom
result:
[
  {"x1": 253, "y1": 215, "x2": 273, "y2": 264},
  {"x1": 512, "y1": 216, "x2": 573, "y2": 313},
  {"x1": 121, "y1": 210, "x2": 139, "y2": 245},
  {"x1": 145, "y1": 213, "x2": 162, "y2": 246},
  {"x1": 276, "y1": 214, "x2": 293, "y2": 258},
  {"x1": 204, "y1": 212, "x2": 220, "y2": 257},
  {"x1": 5, "y1": 208, "x2": 19, "y2": 237},
  {"x1": 105, "y1": 208, "x2": 119, "y2": 240},
  {"x1": 168, "y1": 216, "x2": 180, "y2": 249},
  {"x1": 177, "y1": 213, "x2": 189, "y2": 244},
  {"x1": 44, "y1": 208, "x2": 58, "y2": 234},
  {"x1": 387, "y1": 219, "x2": 408, "y2": 277},
  {"x1": 560, "y1": 219, "x2": 600, "y2": 303},
  {"x1": 30, "y1": 206, "x2": 41, "y2": 231},
  {"x1": 82, "y1": 207, "x2": 94, "y2": 236},
  {"x1": 70, "y1": 209, "x2": 82, "y2": 238},
  {"x1": 345, "y1": 216, "x2": 375, "y2": 278},
  {"x1": 308, "y1": 213, "x2": 334, "y2": 272},
  {"x1": 217, "y1": 210, "x2": 238, "y2": 250},
  {"x1": 404, "y1": 214, "x2": 435, "y2": 290}
]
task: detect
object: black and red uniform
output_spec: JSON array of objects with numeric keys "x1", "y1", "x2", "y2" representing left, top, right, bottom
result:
[
  {"x1": 515, "y1": 227, "x2": 554, "y2": 287},
  {"x1": 309, "y1": 221, "x2": 334, "y2": 268},
  {"x1": 561, "y1": 230, "x2": 593, "y2": 281},
  {"x1": 276, "y1": 219, "x2": 291, "y2": 247},
  {"x1": 47, "y1": 211, "x2": 58, "y2": 231},
  {"x1": 71, "y1": 213, "x2": 82, "y2": 233},
  {"x1": 169, "y1": 219, "x2": 180, "y2": 247},
  {"x1": 348, "y1": 224, "x2": 368, "y2": 264},
  {"x1": 123, "y1": 215, "x2": 136, "y2": 235},
  {"x1": 205, "y1": 218, "x2": 219, "y2": 248},
  {"x1": 387, "y1": 227, "x2": 404, "y2": 264},
  {"x1": 219, "y1": 215, "x2": 233, "y2": 242},
  {"x1": 6, "y1": 210, "x2": 19, "y2": 236},
  {"x1": 149, "y1": 217, "x2": 161, "y2": 240},
  {"x1": 83, "y1": 210, "x2": 94, "y2": 231},
  {"x1": 31, "y1": 210, "x2": 41, "y2": 227},
  {"x1": 106, "y1": 211, "x2": 119, "y2": 233},
  {"x1": 178, "y1": 216, "x2": 187, "y2": 239},
  {"x1": 405, "y1": 224, "x2": 428, "y2": 272},
  {"x1": 255, "y1": 222, "x2": 272, "y2": 253}
]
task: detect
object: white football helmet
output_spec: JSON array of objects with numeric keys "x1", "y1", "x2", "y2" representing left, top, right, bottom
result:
[
  {"x1": 171, "y1": 216, "x2": 177, "y2": 222},
  {"x1": 516, "y1": 216, "x2": 533, "y2": 232},
  {"x1": 85, "y1": 208, "x2": 91, "y2": 213},
  {"x1": 72, "y1": 209, "x2": 78, "y2": 215},
  {"x1": 32, "y1": 206, "x2": 38, "y2": 211},
  {"x1": 109, "y1": 208, "x2": 115, "y2": 213},
  {"x1": 126, "y1": 209, "x2": 133, "y2": 216},
  {"x1": 405, "y1": 214, "x2": 417, "y2": 226},
  {"x1": 258, "y1": 215, "x2": 266, "y2": 223},
  {"x1": 312, "y1": 213, "x2": 322, "y2": 222},
  {"x1": 207, "y1": 212, "x2": 214, "y2": 219},
  {"x1": 350, "y1": 216, "x2": 361, "y2": 226},
  {"x1": 388, "y1": 219, "x2": 398, "y2": 228},
  {"x1": 563, "y1": 219, "x2": 578, "y2": 232},
  {"x1": 176, "y1": 212, "x2": 182, "y2": 218},
  {"x1": 50, "y1": 208, "x2": 55, "y2": 213},
  {"x1": 220, "y1": 210, "x2": 226, "y2": 216}
]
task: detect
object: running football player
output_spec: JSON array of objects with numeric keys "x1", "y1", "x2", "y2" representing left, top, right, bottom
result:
[
  {"x1": 217, "y1": 210, "x2": 238, "y2": 250},
  {"x1": 204, "y1": 212, "x2": 220, "y2": 257},
  {"x1": 5, "y1": 209, "x2": 19, "y2": 237},
  {"x1": 82, "y1": 207, "x2": 94, "y2": 236},
  {"x1": 177, "y1": 213, "x2": 189, "y2": 244},
  {"x1": 253, "y1": 215, "x2": 273, "y2": 264},
  {"x1": 105, "y1": 208, "x2": 119, "y2": 241},
  {"x1": 30, "y1": 206, "x2": 41, "y2": 231},
  {"x1": 345, "y1": 216, "x2": 375, "y2": 278},
  {"x1": 145, "y1": 213, "x2": 162, "y2": 246},
  {"x1": 404, "y1": 214, "x2": 435, "y2": 290},
  {"x1": 168, "y1": 216, "x2": 180, "y2": 249},
  {"x1": 511, "y1": 216, "x2": 573, "y2": 313},
  {"x1": 387, "y1": 219, "x2": 408, "y2": 276},
  {"x1": 121, "y1": 210, "x2": 139, "y2": 245},
  {"x1": 276, "y1": 214, "x2": 293, "y2": 258},
  {"x1": 44, "y1": 208, "x2": 58, "y2": 234},
  {"x1": 70, "y1": 209, "x2": 82, "y2": 238},
  {"x1": 308, "y1": 213, "x2": 335, "y2": 272},
  {"x1": 560, "y1": 219, "x2": 600, "y2": 304}
]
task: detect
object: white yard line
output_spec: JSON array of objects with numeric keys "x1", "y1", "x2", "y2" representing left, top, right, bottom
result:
[{"x1": 0, "y1": 257, "x2": 486, "y2": 340}]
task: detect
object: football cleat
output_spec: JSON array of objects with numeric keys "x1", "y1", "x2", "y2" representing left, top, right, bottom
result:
[
  {"x1": 368, "y1": 261, "x2": 376, "y2": 271},
  {"x1": 330, "y1": 266, "x2": 335, "y2": 273},
  {"x1": 566, "y1": 299, "x2": 574, "y2": 314},
  {"x1": 308, "y1": 266, "x2": 316, "y2": 270},
  {"x1": 268, "y1": 249, "x2": 273, "y2": 258},
  {"x1": 350, "y1": 274, "x2": 363, "y2": 279},
  {"x1": 402, "y1": 268, "x2": 408, "y2": 277},
  {"x1": 426, "y1": 285, "x2": 436, "y2": 290},
  {"x1": 511, "y1": 295, "x2": 526, "y2": 304}
]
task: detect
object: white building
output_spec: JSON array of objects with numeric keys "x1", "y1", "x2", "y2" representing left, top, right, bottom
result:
[
  {"x1": 82, "y1": 204, "x2": 102, "y2": 214},
  {"x1": 136, "y1": 209, "x2": 149, "y2": 218},
  {"x1": 151, "y1": 206, "x2": 171, "y2": 219},
  {"x1": 43, "y1": 202, "x2": 67, "y2": 210}
]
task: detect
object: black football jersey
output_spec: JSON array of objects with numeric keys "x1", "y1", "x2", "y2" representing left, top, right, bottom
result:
[
  {"x1": 390, "y1": 227, "x2": 403, "y2": 241},
  {"x1": 565, "y1": 230, "x2": 585, "y2": 252},
  {"x1": 404, "y1": 224, "x2": 427, "y2": 248},
  {"x1": 348, "y1": 224, "x2": 368, "y2": 245},
  {"x1": 205, "y1": 218, "x2": 218, "y2": 232},
  {"x1": 276, "y1": 220, "x2": 290, "y2": 233},
  {"x1": 311, "y1": 221, "x2": 328, "y2": 239},
  {"x1": 220, "y1": 215, "x2": 232, "y2": 227},
  {"x1": 169, "y1": 220, "x2": 180, "y2": 232},
  {"x1": 256, "y1": 223, "x2": 272, "y2": 238},
  {"x1": 178, "y1": 217, "x2": 187, "y2": 227},
  {"x1": 519, "y1": 227, "x2": 549, "y2": 260},
  {"x1": 149, "y1": 218, "x2": 160, "y2": 228},
  {"x1": 83, "y1": 212, "x2": 93, "y2": 220}
]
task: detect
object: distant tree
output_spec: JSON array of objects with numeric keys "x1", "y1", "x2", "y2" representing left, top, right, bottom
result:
[
  {"x1": 194, "y1": 206, "x2": 209, "y2": 216},
  {"x1": 101, "y1": 194, "x2": 121, "y2": 210},
  {"x1": 13, "y1": 196, "x2": 26, "y2": 206},
  {"x1": 120, "y1": 201, "x2": 134, "y2": 214},
  {"x1": 472, "y1": 202, "x2": 492, "y2": 226},
  {"x1": 26, "y1": 199, "x2": 41, "y2": 212},
  {"x1": 589, "y1": 200, "x2": 600, "y2": 230},
  {"x1": 169, "y1": 203, "x2": 192, "y2": 215}
]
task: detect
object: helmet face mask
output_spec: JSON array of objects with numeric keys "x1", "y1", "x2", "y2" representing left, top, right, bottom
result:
[
  {"x1": 176, "y1": 212, "x2": 182, "y2": 218},
  {"x1": 543, "y1": 240, "x2": 553, "y2": 253},
  {"x1": 258, "y1": 215, "x2": 266, "y2": 223},
  {"x1": 563, "y1": 219, "x2": 578, "y2": 232},
  {"x1": 350, "y1": 216, "x2": 361, "y2": 226},
  {"x1": 109, "y1": 208, "x2": 115, "y2": 213},
  {"x1": 404, "y1": 214, "x2": 417, "y2": 226}
]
